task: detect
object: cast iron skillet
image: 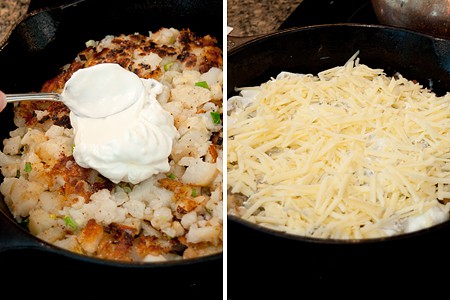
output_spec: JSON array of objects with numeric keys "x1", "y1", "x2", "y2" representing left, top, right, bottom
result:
[
  {"x1": 227, "y1": 24, "x2": 450, "y2": 298},
  {"x1": 0, "y1": 0, "x2": 222, "y2": 296}
]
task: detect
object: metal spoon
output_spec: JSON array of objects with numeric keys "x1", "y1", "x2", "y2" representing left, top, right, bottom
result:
[
  {"x1": 5, "y1": 91, "x2": 134, "y2": 118},
  {"x1": 6, "y1": 92, "x2": 61, "y2": 103}
]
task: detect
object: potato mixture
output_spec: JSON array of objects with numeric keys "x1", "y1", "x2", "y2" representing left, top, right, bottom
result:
[{"x1": 0, "y1": 27, "x2": 223, "y2": 262}]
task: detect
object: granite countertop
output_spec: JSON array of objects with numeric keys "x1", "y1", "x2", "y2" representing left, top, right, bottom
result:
[
  {"x1": 227, "y1": 0, "x2": 303, "y2": 36},
  {"x1": 0, "y1": 0, "x2": 30, "y2": 44}
]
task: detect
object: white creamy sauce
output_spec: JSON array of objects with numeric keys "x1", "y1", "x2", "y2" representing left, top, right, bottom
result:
[
  {"x1": 62, "y1": 63, "x2": 141, "y2": 118},
  {"x1": 61, "y1": 63, "x2": 179, "y2": 184}
]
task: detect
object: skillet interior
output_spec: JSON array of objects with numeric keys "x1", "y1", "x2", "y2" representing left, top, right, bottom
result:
[
  {"x1": 0, "y1": 0, "x2": 223, "y2": 292},
  {"x1": 227, "y1": 23, "x2": 450, "y2": 295}
]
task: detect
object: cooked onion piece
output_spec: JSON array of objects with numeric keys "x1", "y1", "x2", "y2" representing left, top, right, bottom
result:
[{"x1": 227, "y1": 53, "x2": 450, "y2": 239}]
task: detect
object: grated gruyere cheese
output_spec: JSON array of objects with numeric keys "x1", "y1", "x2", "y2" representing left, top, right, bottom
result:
[{"x1": 227, "y1": 53, "x2": 450, "y2": 239}]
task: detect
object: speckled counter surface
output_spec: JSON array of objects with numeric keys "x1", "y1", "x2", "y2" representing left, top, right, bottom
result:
[
  {"x1": 0, "y1": 0, "x2": 30, "y2": 44},
  {"x1": 227, "y1": 0, "x2": 303, "y2": 36}
]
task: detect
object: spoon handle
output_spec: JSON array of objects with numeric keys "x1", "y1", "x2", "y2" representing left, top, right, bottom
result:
[{"x1": 6, "y1": 92, "x2": 61, "y2": 103}]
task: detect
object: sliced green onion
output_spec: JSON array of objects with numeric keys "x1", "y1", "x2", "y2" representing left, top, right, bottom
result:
[
  {"x1": 122, "y1": 186, "x2": 132, "y2": 193},
  {"x1": 168, "y1": 173, "x2": 176, "y2": 180},
  {"x1": 20, "y1": 217, "x2": 29, "y2": 228},
  {"x1": 24, "y1": 162, "x2": 32, "y2": 173},
  {"x1": 210, "y1": 111, "x2": 221, "y2": 124},
  {"x1": 195, "y1": 81, "x2": 209, "y2": 89},
  {"x1": 64, "y1": 215, "x2": 78, "y2": 231},
  {"x1": 191, "y1": 188, "x2": 197, "y2": 197},
  {"x1": 164, "y1": 62, "x2": 174, "y2": 71}
]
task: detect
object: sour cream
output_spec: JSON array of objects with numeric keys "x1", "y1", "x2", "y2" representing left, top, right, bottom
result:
[{"x1": 62, "y1": 63, "x2": 179, "y2": 184}]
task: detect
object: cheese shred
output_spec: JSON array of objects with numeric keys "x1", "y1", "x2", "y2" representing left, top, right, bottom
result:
[{"x1": 227, "y1": 53, "x2": 450, "y2": 239}]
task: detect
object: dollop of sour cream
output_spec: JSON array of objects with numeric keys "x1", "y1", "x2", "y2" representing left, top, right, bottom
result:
[{"x1": 61, "y1": 63, "x2": 179, "y2": 184}]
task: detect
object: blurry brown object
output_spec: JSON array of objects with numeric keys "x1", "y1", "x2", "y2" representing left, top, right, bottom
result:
[
  {"x1": 0, "y1": 0, "x2": 30, "y2": 45},
  {"x1": 371, "y1": 0, "x2": 450, "y2": 39}
]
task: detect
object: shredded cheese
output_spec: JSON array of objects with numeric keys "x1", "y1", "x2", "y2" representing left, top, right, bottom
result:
[{"x1": 227, "y1": 53, "x2": 450, "y2": 239}]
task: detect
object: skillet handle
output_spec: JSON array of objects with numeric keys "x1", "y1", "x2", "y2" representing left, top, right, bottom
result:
[{"x1": 0, "y1": 213, "x2": 48, "y2": 252}]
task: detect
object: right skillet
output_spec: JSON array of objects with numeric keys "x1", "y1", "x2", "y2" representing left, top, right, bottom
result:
[{"x1": 227, "y1": 23, "x2": 450, "y2": 298}]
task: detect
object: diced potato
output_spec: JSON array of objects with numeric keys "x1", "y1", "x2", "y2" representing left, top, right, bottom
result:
[
  {"x1": 0, "y1": 177, "x2": 44, "y2": 218},
  {"x1": 180, "y1": 158, "x2": 218, "y2": 186},
  {"x1": 28, "y1": 208, "x2": 59, "y2": 235},
  {"x1": 77, "y1": 219, "x2": 104, "y2": 254},
  {"x1": 171, "y1": 85, "x2": 212, "y2": 109},
  {"x1": 2, "y1": 136, "x2": 22, "y2": 155},
  {"x1": 39, "y1": 191, "x2": 64, "y2": 212},
  {"x1": 186, "y1": 224, "x2": 221, "y2": 245}
]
